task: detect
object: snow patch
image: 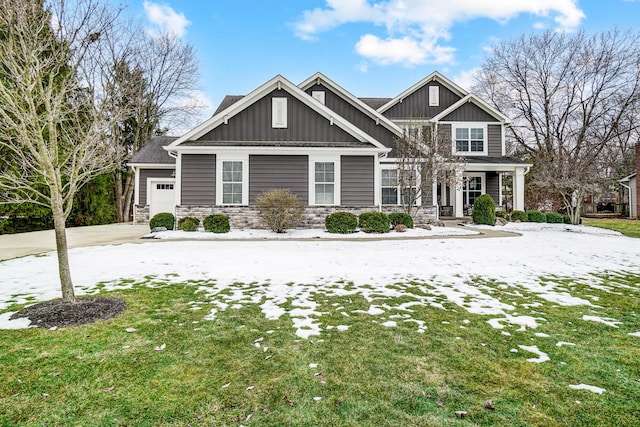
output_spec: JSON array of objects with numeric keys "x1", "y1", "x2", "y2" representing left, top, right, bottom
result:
[
  {"x1": 582, "y1": 315, "x2": 622, "y2": 328},
  {"x1": 569, "y1": 384, "x2": 606, "y2": 394},
  {"x1": 518, "y1": 345, "x2": 550, "y2": 363}
]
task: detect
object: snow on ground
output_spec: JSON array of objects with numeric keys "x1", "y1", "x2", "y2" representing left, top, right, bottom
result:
[
  {"x1": 1, "y1": 222, "x2": 639, "y2": 346},
  {"x1": 518, "y1": 345, "x2": 550, "y2": 363},
  {"x1": 569, "y1": 384, "x2": 606, "y2": 394},
  {"x1": 581, "y1": 315, "x2": 622, "y2": 328}
]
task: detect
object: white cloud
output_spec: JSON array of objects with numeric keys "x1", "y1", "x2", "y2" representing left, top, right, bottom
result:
[
  {"x1": 143, "y1": 1, "x2": 191, "y2": 38},
  {"x1": 294, "y1": 0, "x2": 585, "y2": 66},
  {"x1": 452, "y1": 68, "x2": 480, "y2": 92}
]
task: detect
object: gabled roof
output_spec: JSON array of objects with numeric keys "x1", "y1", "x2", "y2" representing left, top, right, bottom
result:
[
  {"x1": 430, "y1": 94, "x2": 511, "y2": 124},
  {"x1": 298, "y1": 72, "x2": 404, "y2": 136},
  {"x1": 359, "y1": 97, "x2": 392, "y2": 110},
  {"x1": 377, "y1": 71, "x2": 468, "y2": 114},
  {"x1": 213, "y1": 95, "x2": 244, "y2": 115},
  {"x1": 168, "y1": 74, "x2": 390, "y2": 152},
  {"x1": 129, "y1": 136, "x2": 177, "y2": 165},
  {"x1": 619, "y1": 172, "x2": 637, "y2": 183}
]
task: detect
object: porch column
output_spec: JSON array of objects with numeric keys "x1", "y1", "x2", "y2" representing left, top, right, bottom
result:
[
  {"x1": 454, "y1": 170, "x2": 464, "y2": 218},
  {"x1": 513, "y1": 167, "x2": 526, "y2": 211}
]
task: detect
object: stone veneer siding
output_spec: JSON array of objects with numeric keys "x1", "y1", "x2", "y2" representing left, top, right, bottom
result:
[{"x1": 133, "y1": 205, "x2": 436, "y2": 229}]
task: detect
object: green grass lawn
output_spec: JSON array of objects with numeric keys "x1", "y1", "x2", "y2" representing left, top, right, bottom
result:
[
  {"x1": 1, "y1": 274, "x2": 640, "y2": 426},
  {"x1": 583, "y1": 218, "x2": 640, "y2": 238}
]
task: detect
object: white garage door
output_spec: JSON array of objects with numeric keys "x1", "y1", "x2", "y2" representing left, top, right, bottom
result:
[{"x1": 149, "y1": 179, "x2": 176, "y2": 219}]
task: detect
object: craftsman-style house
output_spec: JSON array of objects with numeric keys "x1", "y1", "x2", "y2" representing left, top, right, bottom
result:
[{"x1": 128, "y1": 71, "x2": 530, "y2": 227}]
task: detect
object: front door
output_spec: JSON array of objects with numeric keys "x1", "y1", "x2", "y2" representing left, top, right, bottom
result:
[{"x1": 149, "y1": 179, "x2": 175, "y2": 218}]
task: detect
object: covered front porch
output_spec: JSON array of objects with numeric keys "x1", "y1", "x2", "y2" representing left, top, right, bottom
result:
[{"x1": 434, "y1": 158, "x2": 530, "y2": 218}]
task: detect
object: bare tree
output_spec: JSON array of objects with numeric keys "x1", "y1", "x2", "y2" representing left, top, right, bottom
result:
[
  {"x1": 0, "y1": 0, "x2": 125, "y2": 300},
  {"x1": 107, "y1": 31, "x2": 201, "y2": 222},
  {"x1": 396, "y1": 125, "x2": 465, "y2": 216},
  {"x1": 475, "y1": 29, "x2": 640, "y2": 223}
]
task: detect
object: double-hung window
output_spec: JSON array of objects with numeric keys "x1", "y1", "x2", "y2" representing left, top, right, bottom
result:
[
  {"x1": 381, "y1": 169, "x2": 398, "y2": 205},
  {"x1": 381, "y1": 167, "x2": 419, "y2": 205},
  {"x1": 314, "y1": 162, "x2": 334, "y2": 204},
  {"x1": 222, "y1": 161, "x2": 243, "y2": 204},
  {"x1": 454, "y1": 126, "x2": 485, "y2": 154}
]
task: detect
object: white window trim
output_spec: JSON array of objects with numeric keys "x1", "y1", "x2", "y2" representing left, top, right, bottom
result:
[
  {"x1": 380, "y1": 164, "x2": 421, "y2": 206},
  {"x1": 429, "y1": 86, "x2": 439, "y2": 107},
  {"x1": 216, "y1": 154, "x2": 249, "y2": 206},
  {"x1": 451, "y1": 122, "x2": 488, "y2": 156},
  {"x1": 272, "y1": 97, "x2": 287, "y2": 128},
  {"x1": 462, "y1": 172, "x2": 486, "y2": 206},
  {"x1": 311, "y1": 90, "x2": 325, "y2": 105},
  {"x1": 309, "y1": 155, "x2": 340, "y2": 206}
]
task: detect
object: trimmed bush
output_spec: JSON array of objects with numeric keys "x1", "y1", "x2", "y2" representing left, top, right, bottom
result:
[
  {"x1": 510, "y1": 210, "x2": 528, "y2": 222},
  {"x1": 149, "y1": 212, "x2": 174, "y2": 230},
  {"x1": 203, "y1": 214, "x2": 230, "y2": 233},
  {"x1": 325, "y1": 212, "x2": 358, "y2": 234},
  {"x1": 563, "y1": 214, "x2": 572, "y2": 224},
  {"x1": 256, "y1": 188, "x2": 305, "y2": 233},
  {"x1": 388, "y1": 212, "x2": 414, "y2": 229},
  {"x1": 527, "y1": 210, "x2": 545, "y2": 223},
  {"x1": 177, "y1": 216, "x2": 200, "y2": 232},
  {"x1": 471, "y1": 194, "x2": 496, "y2": 225},
  {"x1": 545, "y1": 212, "x2": 564, "y2": 224},
  {"x1": 359, "y1": 212, "x2": 390, "y2": 233}
]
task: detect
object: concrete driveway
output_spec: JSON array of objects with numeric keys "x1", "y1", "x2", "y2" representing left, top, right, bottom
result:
[{"x1": 0, "y1": 223, "x2": 150, "y2": 261}]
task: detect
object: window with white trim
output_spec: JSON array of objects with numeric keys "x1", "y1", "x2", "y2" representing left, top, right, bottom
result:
[
  {"x1": 156, "y1": 183, "x2": 174, "y2": 190},
  {"x1": 463, "y1": 175, "x2": 483, "y2": 207},
  {"x1": 455, "y1": 126, "x2": 485, "y2": 153},
  {"x1": 429, "y1": 86, "x2": 439, "y2": 106},
  {"x1": 222, "y1": 161, "x2": 243, "y2": 204},
  {"x1": 381, "y1": 167, "x2": 419, "y2": 205},
  {"x1": 311, "y1": 91, "x2": 325, "y2": 104},
  {"x1": 314, "y1": 162, "x2": 334, "y2": 204},
  {"x1": 381, "y1": 169, "x2": 399, "y2": 205},
  {"x1": 272, "y1": 97, "x2": 287, "y2": 128}
]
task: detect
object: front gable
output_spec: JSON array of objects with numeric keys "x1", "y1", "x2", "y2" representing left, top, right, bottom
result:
[
  {"x1": 168, "y1": 75, "x2": 389, "y2": 153},
  {"x1": 197, "y1": 88, "x2": 359, "y2": 144},
  {"x1": 378, "y1": 71, "x2": 467, "y2": 120}
]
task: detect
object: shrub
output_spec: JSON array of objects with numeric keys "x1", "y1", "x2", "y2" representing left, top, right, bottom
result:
[
  {"x1": 177, "y1": 216, "x2": 200, "y2": 232},
  {"x1": 358, "y1": 212, "x2": 390, "y2": 233},
  {"x1": 149, "y1": 212, "x2": 175, "y2": 230},
  {"x1": 545, "y1": 212, "x2": 564, "y2": 224},
  {"x1": 510, "y1": 210, "x2": 528, "y2": 222},
  {"x1": 203, "y1": 214, "x2": 230, "y2": 233},
  {"x1": 256, "y1": 188, "x2": 305, "y2": 233},
  {"x1": 471, "y1": 194, "x2": 496, "y2": 225},
  {"x1": 562, "y1": 214, "x2": 581, "y2": 225},
  {"x1": 325, "y1": 212, "x2": 358, "y2": 234},
  {"x1": 527, "y1": 210, "x2": 546, "y2": 223},
  {"x1": 495, "y1": 210, "x2": 510, "y2": 220},
  {"x1": 388, "y1": 212, "x2": 414, "y2": 229}
]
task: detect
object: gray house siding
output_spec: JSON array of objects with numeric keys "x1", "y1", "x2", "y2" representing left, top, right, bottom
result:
[
  {"x1": 306, "y1": 84, "x2": 398, "y2": 153},
  {"x1": 441, "y1": 103, "x2": 499, "y2": 122},
  {"x1": 198, "y1": 89, "x2": 359, "y2": 143},
  {"x1": 181, "y1": 154, "x2": 216, "y2": 205},
  {"x1": 382, "y1": 82, "x2": 461, "y2": 120},
  {"x1": 487, "y1": 172, "x2": 500, "y2": 205},
  {"x1": 341, "y1": 156, "x2": 375, "y2": 206},
  {"x1": 487, "y1": 124, "x2": 502, "y2": 157},
  {"x1": 249, "y1": 155, "x2": 309, "y2": 204},
  {"x1": 139, "y1": 168, "x2": 175, "y2": 205}
]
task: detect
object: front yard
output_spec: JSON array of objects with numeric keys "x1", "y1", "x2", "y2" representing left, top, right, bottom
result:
[{"x1": 1, "y1": 223, "x2": 639, "y2": 426}]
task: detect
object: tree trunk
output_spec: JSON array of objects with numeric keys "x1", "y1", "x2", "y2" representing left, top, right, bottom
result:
[
  {"x1": 52, "y1": 201, "x2": 75, "y2": 301},
  {"x1": 122, "y1": 174, "x2": 134, "y2": 222},
  {"x1": 114, "y1": 169, "x2": 124, "y2": 222}
]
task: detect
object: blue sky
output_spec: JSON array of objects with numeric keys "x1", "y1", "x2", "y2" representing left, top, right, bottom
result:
[{"x1": 120, "y1": 0, "x2": 640, "y2": 127}]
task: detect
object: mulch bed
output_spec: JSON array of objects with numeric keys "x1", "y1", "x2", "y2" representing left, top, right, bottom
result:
[{"x1": 10, "y1": 297, "x2": 127, "y2": 329}]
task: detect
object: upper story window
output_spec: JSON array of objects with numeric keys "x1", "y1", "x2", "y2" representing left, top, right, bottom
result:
[
  {"x1": 454, "y1": 125, "x2": 485, "y2": 154},
  {"x1": 272, "y1": 97, "x2": 287, "y2": 128},
  {"x1": 311, "y1": 91, "x2": 326, "y2": 105},
  {"x1": 429, "y1": 86, "x2": 439, "y2": 106}
]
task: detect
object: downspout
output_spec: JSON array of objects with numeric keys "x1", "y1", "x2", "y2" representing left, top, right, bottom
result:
[{"x1": 131, "y1": 165, "x2": 138, "y2": 225}]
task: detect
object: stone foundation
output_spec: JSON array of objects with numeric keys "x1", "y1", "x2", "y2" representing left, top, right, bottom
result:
[{"x1": 135, "y1": 204, "x2": 437, "y2": 229}]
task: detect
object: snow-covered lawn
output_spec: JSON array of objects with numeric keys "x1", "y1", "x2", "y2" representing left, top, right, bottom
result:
[{"x1": 2, "y1": 223, "x2": 639, "y2": 338}]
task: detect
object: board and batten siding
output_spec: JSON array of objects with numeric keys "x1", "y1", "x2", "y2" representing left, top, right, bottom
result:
[
  {"x1": 306, "y1": 84, "x2": 398, "y2": 154},
  {"x1": 487, "y1": 124, "x2": 503, "y2": 157},
  {"x1": 181, "y1": 154, "x2": 216, "y2": 205},
  {"x1": 341, "y1": 156, "x2": 375, "y2": 206},
  {"x1": 441, "y1": 102, "x2": 499, "y2": 122},
  {"x1": 382, "y1": 82, "x2": 461, "y2": 120},
  {"x1": 139, "y1": 168, "x2": 174, "y2": 205},
  {"x1": 198, "y1": 89, "x2": 359, "y2": 144},
  {"x1": 249, "y1": 155, "x2": 309, "y2": 204}
]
